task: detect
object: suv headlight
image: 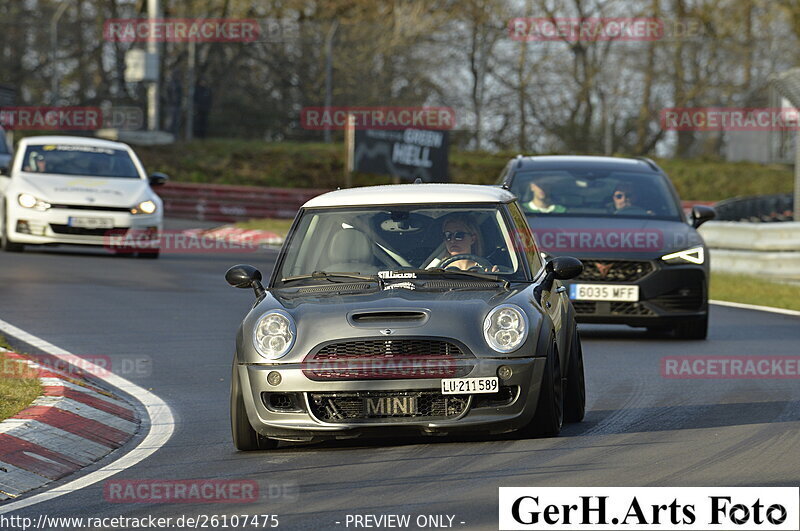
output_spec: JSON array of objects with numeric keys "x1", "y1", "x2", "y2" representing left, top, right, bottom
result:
[
  {"x1": 131, "y1": 200, "x2": 157, "y2": 215},
  {"x1": 483, "y1": 304, "x2": 528, "y2": 353},
  {"x1": 253, "y1": 310, "x2": 296, "y2": 359},
  {"x1": 661, "y1": 246, "x2": 704, "y2": 265},
  {"x1": 18, "y1": 193, "x2": 51, "y2": 211}
]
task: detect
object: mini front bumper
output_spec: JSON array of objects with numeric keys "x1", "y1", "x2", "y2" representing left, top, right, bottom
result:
[
  {"x1": 237, "y1": 356, "x2": 547, "y2": 441},
  {"x1": 6, "y1": 207, "x2": 161, "y2": 246}
]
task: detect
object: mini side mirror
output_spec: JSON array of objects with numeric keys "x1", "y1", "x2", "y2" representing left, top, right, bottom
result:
[
  {"x1": 226, "y1": 264, "x2": 266, "y2": 299},
  {"x1": 148, "y1": 172, "x2": 169, "y2": 186},
  {"x1": 691, "y1": 205, "x2": 716, "y2": 228},
  {"x1": 546, "y1": 256, "x2": 583, "y2": 280}
]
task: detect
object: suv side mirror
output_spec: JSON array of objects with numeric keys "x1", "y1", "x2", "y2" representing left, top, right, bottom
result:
[
  {"x1": 148, "y1": 172, "x2": 169, "y2": 186},
  {"x1": 226, "y1": 264, "x2": 266, "y2": 299},
  {"x1": 691, "y1": 205, "x2": 716, "y2": 228}
]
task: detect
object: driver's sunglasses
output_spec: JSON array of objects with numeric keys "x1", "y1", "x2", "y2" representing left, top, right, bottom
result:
[
  {"x1": 443, "y1": 231, "x2": 470, "y2": 242},
  {"x1": 614, "y1": 192, "x2": 631, "y2": 199}
]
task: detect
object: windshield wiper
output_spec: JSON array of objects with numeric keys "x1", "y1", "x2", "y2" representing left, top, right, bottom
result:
[
  {"x1": 395, "y1": 268, "x2": 509, "y2": 288},
  {"x1": 281, "y1": 271, "x2": 383, "y2": 286}
]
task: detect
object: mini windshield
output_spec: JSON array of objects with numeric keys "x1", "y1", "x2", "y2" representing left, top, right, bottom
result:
[
  {"x1": 511, "y1": 170, "x2": 682, "y2": 220},
  {"x1": 276, "y1": 204, "x2": 529, "y2": 284},
  {"x1": 21, "y1": 144, "x2": 140, "y2": 178}
]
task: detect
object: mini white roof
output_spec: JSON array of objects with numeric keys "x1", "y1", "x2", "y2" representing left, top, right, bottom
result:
[
  {"x1": 18, "y1": 135, "x2": 131, "y2": 150},
  {"x1": 303, "y1": 183, "x2": 517, "y2": 208}
]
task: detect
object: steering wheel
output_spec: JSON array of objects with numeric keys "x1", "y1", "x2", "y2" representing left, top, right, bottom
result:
[{"x1": 439, "y1": 254, "x2": 493, "y2": 271}]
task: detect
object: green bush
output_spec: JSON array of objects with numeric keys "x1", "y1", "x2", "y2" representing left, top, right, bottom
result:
[{"x1": 136, "y1": 140, "x2": 794, "y2": 201}]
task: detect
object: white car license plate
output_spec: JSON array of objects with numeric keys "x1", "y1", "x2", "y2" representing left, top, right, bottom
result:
[
  {"x1": 441, "y1": 377, "x2": 499, "y2": 395},
  {"x1": 68, "y1": 216, "x2": 114, "y2": 229},
  {"x1": 570, "y1": 283, "x2": 639, "y2": 301}
]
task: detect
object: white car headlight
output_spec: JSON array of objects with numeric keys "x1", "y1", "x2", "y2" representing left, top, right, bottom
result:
[
  {"x1": 483, "y1": 304, "x2": 528, "y2": 353},
  {"x1": 253, "y1": 310, "x2": 296, "y2": 359},
  {"x1": 661, "y1": 246, "x2": 704, "y2": 265},
  {"x1": 18, "y1": 193, "x2": 50, "y2": 211},
  {"x1": 131, "y1": 200, "x2": 157, "y2": 215}
]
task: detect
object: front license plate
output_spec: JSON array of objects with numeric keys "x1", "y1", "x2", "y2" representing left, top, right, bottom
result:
[
  {"x1": 68, "y1": 216, "x2": 114, "y2": 229},
  {"x1": 364, "y1": 396, "x2": 419, "y2": 416},
  {"x1": 570, "y1": 283, "x2": 639, "y2": 301},
  {"x1": 441, "y1": 377, "x2": 499, "y2": 395}
]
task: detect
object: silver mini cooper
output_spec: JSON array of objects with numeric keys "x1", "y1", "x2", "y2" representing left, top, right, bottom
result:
[{"x1": 225, "y1": 183, "x2": 585, "y2": 450}]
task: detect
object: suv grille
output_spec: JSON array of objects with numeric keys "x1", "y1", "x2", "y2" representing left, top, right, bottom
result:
[
  {"x1": 573, "y1": 301, "x2": 656, "y2": 316},
  {"x1": 577, "y1": 260, "x2": 654, "y2": 282},
  {"x1": 307, "y1": 391, "x2": 470, "y2": 423},
  {"x1": 651, "y1": 287, "x2": 704, "y2": 311}
]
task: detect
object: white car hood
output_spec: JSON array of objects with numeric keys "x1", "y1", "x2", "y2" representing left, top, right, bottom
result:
[{"x1": 15, "y1": 173, "x2": 150, "y2": 207}]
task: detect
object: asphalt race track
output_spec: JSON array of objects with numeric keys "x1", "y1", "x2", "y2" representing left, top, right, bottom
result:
[{"x1": 1, "y1": 219, "x2": 799, "y2": 530}]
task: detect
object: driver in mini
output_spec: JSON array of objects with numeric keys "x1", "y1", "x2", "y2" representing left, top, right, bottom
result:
[{"x1": 439, "y1": 214, "x2": 498, "y2": 271}]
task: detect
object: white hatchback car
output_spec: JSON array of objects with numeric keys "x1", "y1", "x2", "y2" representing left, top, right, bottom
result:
[{"x1": 0, "y1": 136, "x2": 167, "y2": 257}]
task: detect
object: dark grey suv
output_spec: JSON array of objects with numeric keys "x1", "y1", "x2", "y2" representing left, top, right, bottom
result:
[{"x1": 498, "y1": 156, "x2": 715, "y2": 339}]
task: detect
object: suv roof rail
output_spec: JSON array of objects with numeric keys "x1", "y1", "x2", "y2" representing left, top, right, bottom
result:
[
  {"x1": 634, "y1": 156, "x2": 661, "y2": 172},
  {"x1": 500, "y1": 155, "x2": 526, "y2": 189}
]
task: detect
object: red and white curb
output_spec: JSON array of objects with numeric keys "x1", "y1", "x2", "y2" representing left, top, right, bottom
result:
[
  {"x1": 0, "y1": 348, "x2": 138, "y2": 500},
  {"x1": 182, "y1": 226, "x2": 284, "y2": 246}
]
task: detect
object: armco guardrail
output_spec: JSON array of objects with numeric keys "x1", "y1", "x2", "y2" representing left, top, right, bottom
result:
[
  {"x1": 699, "y1": 221, "x2": 800, "y2": 280},
  {"x1": 157, "y1": 182, "x2": 329, "y2": 222}
]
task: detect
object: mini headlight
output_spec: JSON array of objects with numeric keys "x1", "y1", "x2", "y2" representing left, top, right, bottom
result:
[
  {"x1": 483, "y1": 304, "x2": 528, "y2": 353},
  {"x1": 18, "y1": 193, "x2": 50, "y2": 211},
  {"x1": 661, "y1": 246, "x2": 704, "y2": 265},
  {"x1": 132, "y1": 200, "x2": 157, "y2": 215},
  {"x1": 253, "y1": 310, "x2": 296, "y2": 359}
]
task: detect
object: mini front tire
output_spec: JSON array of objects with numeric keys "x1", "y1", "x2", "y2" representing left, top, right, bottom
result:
[{"x1": 230, "y1": 366, "x2": 277, "y2": 451}]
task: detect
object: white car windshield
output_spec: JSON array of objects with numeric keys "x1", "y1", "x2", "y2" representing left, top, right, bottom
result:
[
  {"x1": 277, "y1": 205, "x2": 529, "y2": 283},
  {"x1": 21, "y1": 144, "x2": 140, "y2": 178}
]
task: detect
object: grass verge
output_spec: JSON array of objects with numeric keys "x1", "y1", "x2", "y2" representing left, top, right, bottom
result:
[
  {"x1": 710, "y1": 272, "x2": 800, "y2": 312},
  {"x1": 0, "y1": 336, "x2": 42, "y2": 422},
  {"x1": 233, "y1": 218, "x2": 294, "y2": 236}
]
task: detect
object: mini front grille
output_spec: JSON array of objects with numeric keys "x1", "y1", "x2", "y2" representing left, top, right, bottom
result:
[
  {"x1": 313, "y1": 339, "x2": 466, "y2": 359},
  {"x1": 304, "y1": 339, "x2": 472, "y2": 380},
  {"x1": 577, "y1": 260, "x2": 654, "y2": 282},
  {"x1": 307, "y1": 390, "x2": 470, "y2": 423},
  {"x1": 49, "y1": 224, "x2": 119, "y2": 236}
]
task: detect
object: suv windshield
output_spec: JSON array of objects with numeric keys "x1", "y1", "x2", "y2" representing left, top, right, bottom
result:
[
  {"x1": 511, "y1": 170, "x2": 682, "y2": 220},
  {"x1": 21, "y1": 144, "x2": 140, "y2": 178},
  {"x1": 276, "y1": 204, "x2": 529, "y2": 285}
]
